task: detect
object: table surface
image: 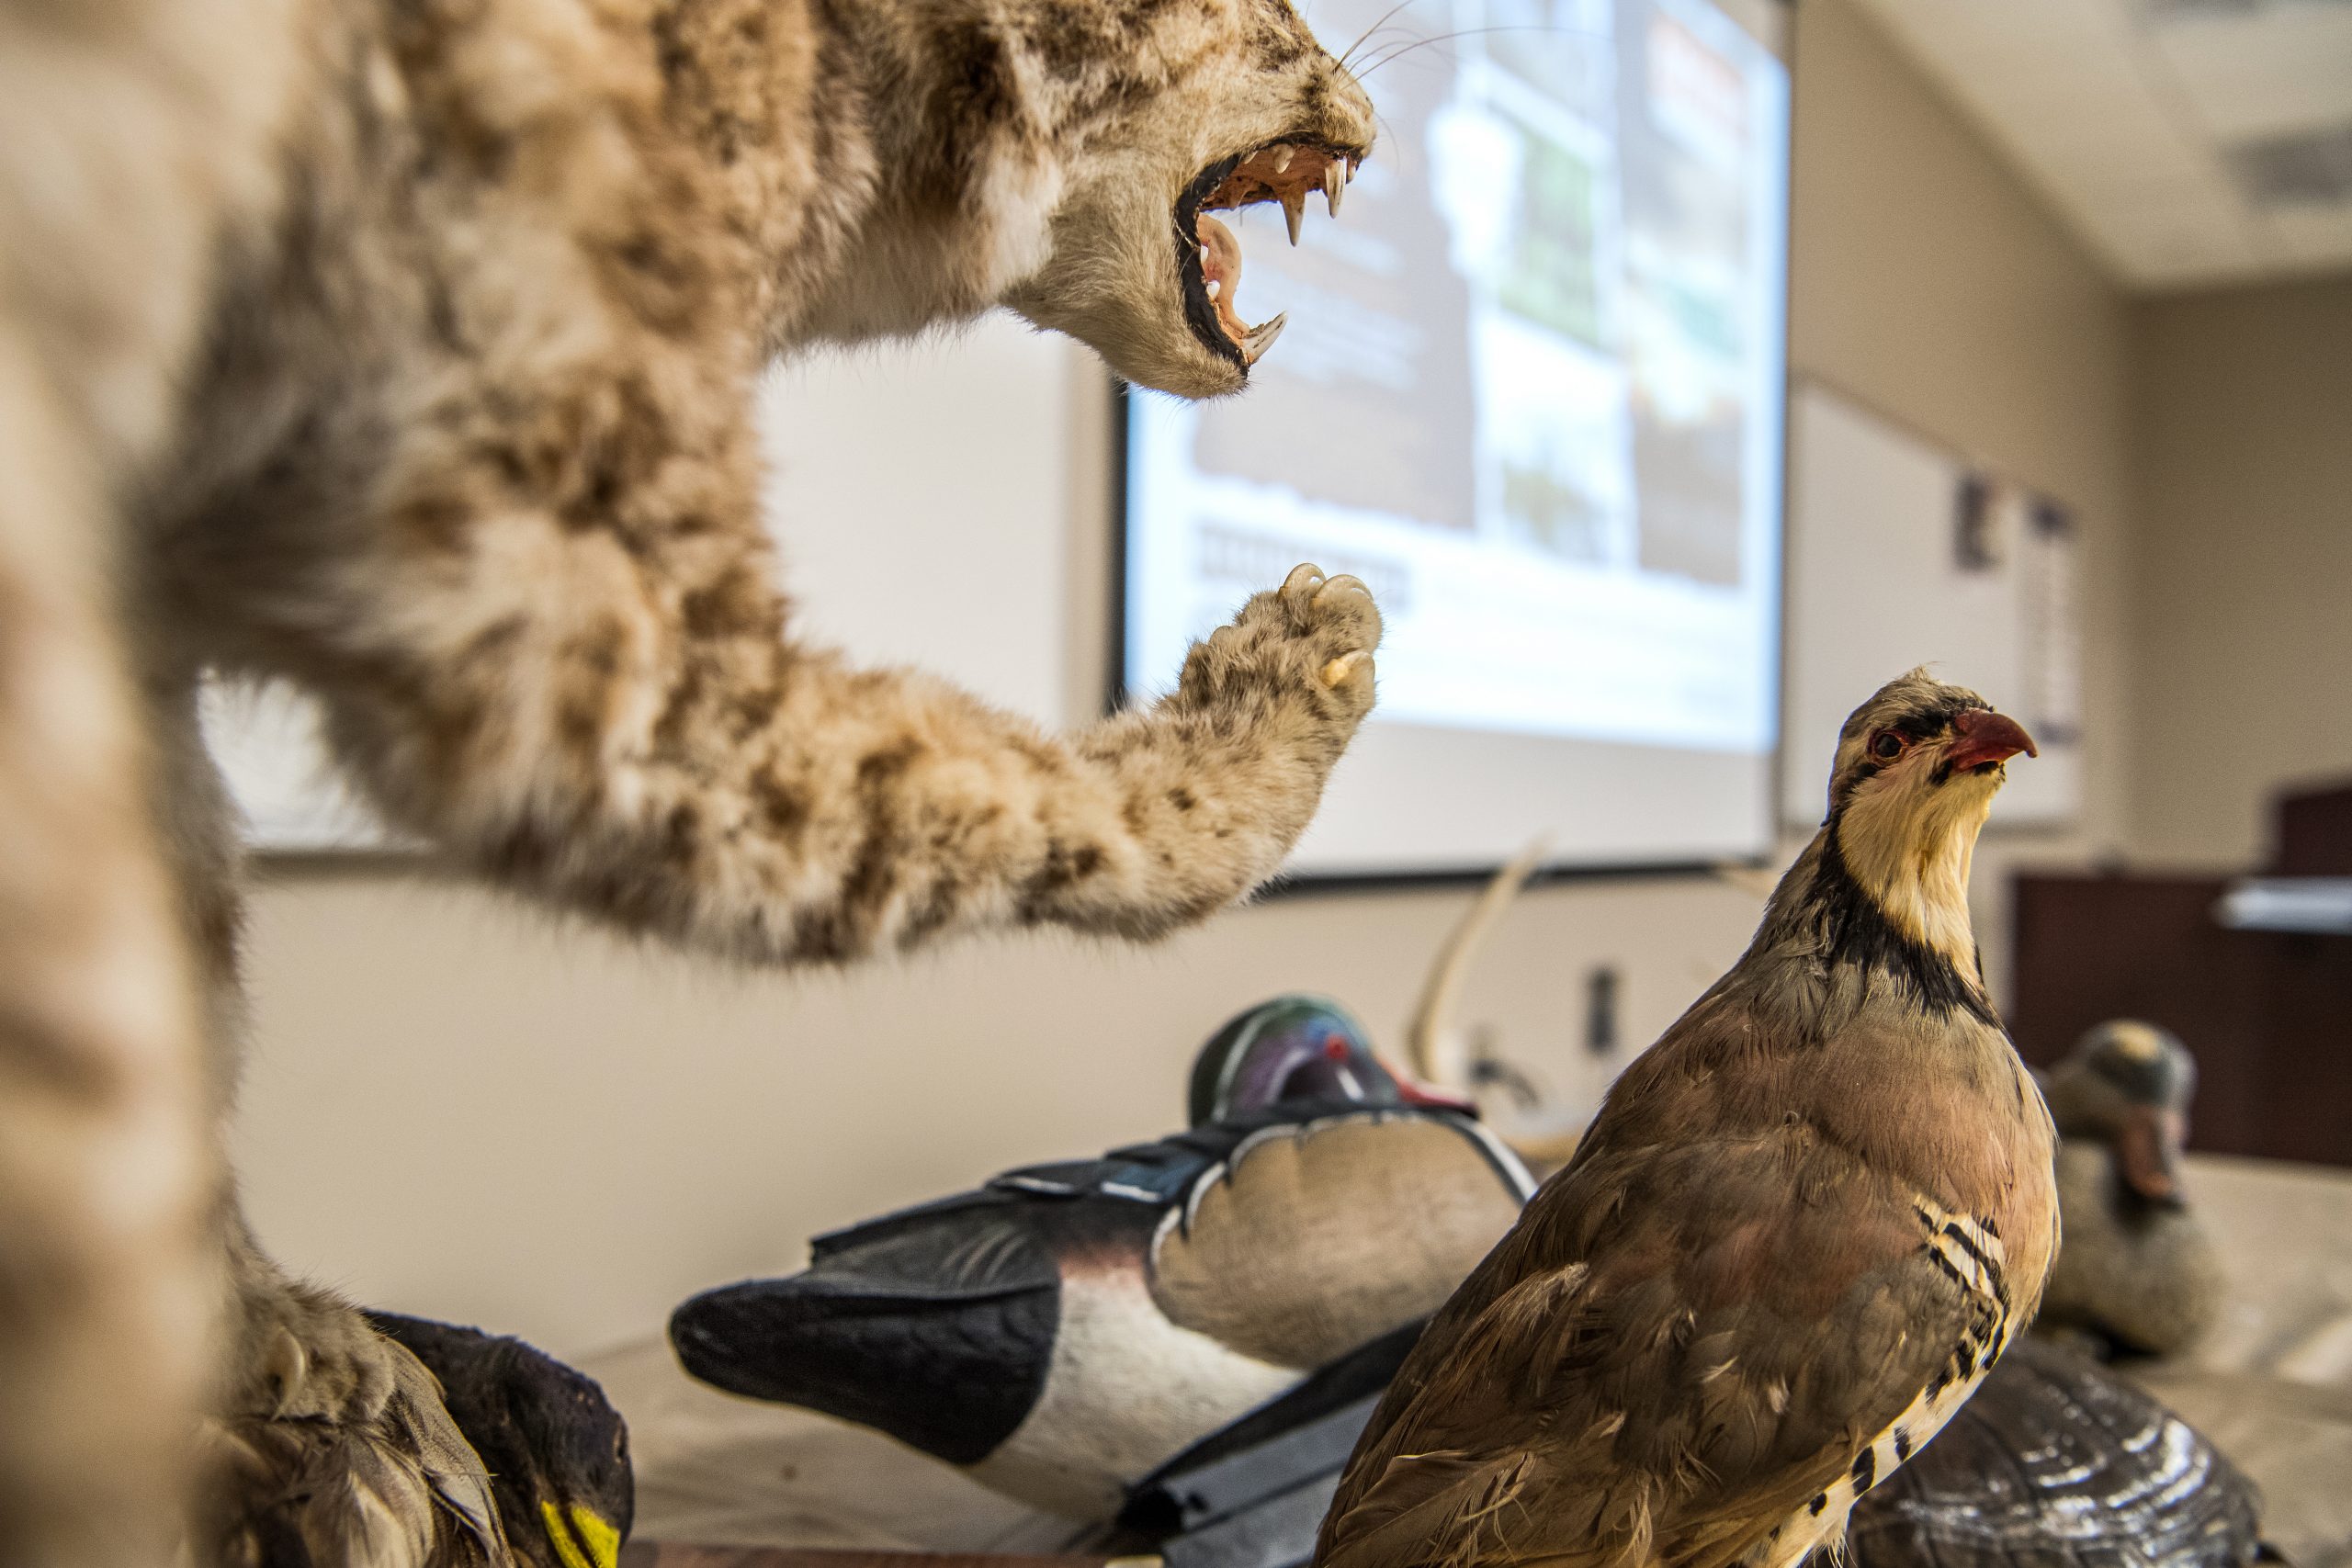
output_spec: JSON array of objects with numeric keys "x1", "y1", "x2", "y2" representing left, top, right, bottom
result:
[{"x1": 586, "y1": 1154, "x2": 2352, "y2": 1567}]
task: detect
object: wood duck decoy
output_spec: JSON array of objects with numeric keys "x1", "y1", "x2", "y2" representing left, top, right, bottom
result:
[
  {"x1": 2035, "y1": 1021, "x2": 2224, "y2": 1359},
  {"x1": 195, "y1": 1327, "x2": 511, "y2": 1568},
  {"x1": 366, "y1": 1314, "x2": 633, "y2": 1568},
  {"x1": 1844, "y1": 1334, "x2": 2267, "y2": 1567},
  {"x1": 1315, "y1": 671, "x2": 2057, "y2": 1568},
  {"x1": 669, "y1": 997, "x2": 1532, "y2": 1520}
]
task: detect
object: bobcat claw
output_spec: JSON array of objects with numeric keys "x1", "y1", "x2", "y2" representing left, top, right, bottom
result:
[
  {"x1": 1320, "y1": 651, "x2": 1368, "y2": 688},
  {"x1": 1282, "y1": 563, "x2": 1328, "y2": 597},
  {"x1": 1314, "y1": 574, "x2": 1373, "y2": 612},
  {"x1": 261, "y1": 1325, "x2": 309, "y2": 1416}
]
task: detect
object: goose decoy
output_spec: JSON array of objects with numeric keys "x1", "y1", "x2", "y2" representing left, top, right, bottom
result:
[
  {"x1": 2035, "y1": 1021, "x2": 2224, "y2": 1359},
  {"x1": 670, "y1": 997, "x2": 1533, "y2": 1521},
  {"x1": 1844, "y1": 1334, "x2": 2267, "y2": 1567},
  {"x1": 365, "y1": 1313, "x2": 633, "y2": 1568},
  {"x1": 1315, "y1": 670, "x2": 2057, "y2": 1568},
  {"x1": 195, "y1": 1329, "x2": 511, "y2": 1568}
]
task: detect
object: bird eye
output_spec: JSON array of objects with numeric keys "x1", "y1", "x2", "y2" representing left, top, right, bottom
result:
[{"x1": 1870, "y1": 732, "x2": 1905, "y2": 761}]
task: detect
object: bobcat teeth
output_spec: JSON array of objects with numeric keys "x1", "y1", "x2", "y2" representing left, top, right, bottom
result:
[
  {"x1": 1323, "y1": 164, "x2": 1344, "y2": 215},
  {"x1": 1283, "y1": 192, "x2": 1304, "y2": 246},
  {"x1": 1242, "y1": 312, "x2": 1287, "y2": 365},
  {"x1": 1272, "y1": 146, "x2": 1295, "y2": 174},
  {"x1": 1205, "y1": 278, "x2": 1221, "y2": 300}
]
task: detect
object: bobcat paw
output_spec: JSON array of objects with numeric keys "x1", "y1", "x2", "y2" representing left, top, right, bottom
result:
[
  {"x1": 232, "y1": 1280, "x2": 401, "y2": 1426},
  {"x1": 1179, "y1": 562, "x2": 1382, "y2": 723}
]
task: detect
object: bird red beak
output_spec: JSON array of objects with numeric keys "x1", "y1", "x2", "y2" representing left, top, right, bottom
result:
[
  {"x1": 1945, "y1": 709, "x2": 2037, "y2": 773},
  {"x1": 1373, "y1": 1051, "x2": 1480, "y2": 1114},
  {"x1": 2117, "y1": 1105, "x2": 2188, "y2": 1209},
  {"x1": 1395, "y1": 1078, "x2": 1480, "y2": 1114}
]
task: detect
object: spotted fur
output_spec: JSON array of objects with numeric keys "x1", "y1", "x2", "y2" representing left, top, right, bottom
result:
[{"x1": 3, "y1": 0, "x2": 1380, "y2": 1561}]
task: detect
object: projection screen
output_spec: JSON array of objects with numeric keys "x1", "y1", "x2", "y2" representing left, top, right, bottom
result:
[{"x1": 1120, "y1": 0, "x2": 1792, "y2": 877}]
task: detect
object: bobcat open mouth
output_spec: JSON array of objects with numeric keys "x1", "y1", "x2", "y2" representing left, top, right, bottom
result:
[{"x1": 1174, "y1": 141, "x2": 1360, "y2": 374}]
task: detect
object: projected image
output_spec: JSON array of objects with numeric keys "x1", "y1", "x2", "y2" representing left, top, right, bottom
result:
[{"x1": 1125, "y1": 0, "x2": 1788, "y2": 758}]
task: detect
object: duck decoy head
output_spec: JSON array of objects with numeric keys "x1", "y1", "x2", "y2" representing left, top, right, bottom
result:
[
  {"x1": 1188, "y1": 995, "x2": 1471, "y2": 1125},
  {"x1": 2048, "y1": 1021, "x2": 2197, "y2": 1211},
  {"x1": 1189, "y1": 996, "x2": 1391, "y2": 1123}
]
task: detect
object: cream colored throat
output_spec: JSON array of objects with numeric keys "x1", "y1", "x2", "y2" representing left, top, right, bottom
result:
[{"x1": 1838, "y1": 791, "x2": 1993, "y2": 973}]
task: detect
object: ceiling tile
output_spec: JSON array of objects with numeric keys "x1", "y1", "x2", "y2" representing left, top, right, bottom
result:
[
  {"x1": 2226, "y1": 118, "x2": 2352, "y2": 205},
  {"x1": 2077, "y1": 196, "x2": 2264, "y2": 280},
  {"x1": 1850, "y1": 0, "x2": 2349, "y2": 288},
  {"x1": 2259, "y1": 201, "x2": 2352, "y2": 265},
  {"x1": 2039, "y1": 149, "x2": 2228, "y2": 213},
  {"x1": 2148, "y1": 7, "x2": 2352, "y2": 141},
  {"x1": 1867, "y1": 0, "x2": 2125, "y2": 64}
]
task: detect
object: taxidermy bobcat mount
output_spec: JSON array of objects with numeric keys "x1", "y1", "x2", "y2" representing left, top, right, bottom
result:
[{"x1": 0, "y1": 0, "x2": 1378, "y2": 1562}]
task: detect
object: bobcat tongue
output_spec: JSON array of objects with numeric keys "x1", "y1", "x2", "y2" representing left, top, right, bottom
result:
[
  {"x1": 1199, "y1": 213, "x2": 1246, "y2": 340},
  {"x1": 1197, "y1": 213, "x2": 1286, "y2": 367}
]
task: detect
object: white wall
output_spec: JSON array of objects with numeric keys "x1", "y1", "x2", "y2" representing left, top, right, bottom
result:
[{"x1": 2126, "y1": 274, "x2": 2352, "y2": 869}]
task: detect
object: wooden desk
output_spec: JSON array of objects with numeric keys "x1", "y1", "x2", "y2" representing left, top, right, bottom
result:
[{"x1": 2010, "y1": 872, "x2": 2351, "y2": 1168}]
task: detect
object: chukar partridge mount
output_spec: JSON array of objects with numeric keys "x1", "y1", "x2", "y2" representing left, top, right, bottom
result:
[{"x1": 1315, "y1": 670, "x2": 2057, "y2": 1568}]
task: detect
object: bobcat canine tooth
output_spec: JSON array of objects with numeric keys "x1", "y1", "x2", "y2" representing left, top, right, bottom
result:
[
  {"x1": 1272, "y1": 146, "x2": 1295, "y2": 174},
  {"x1": 1242, "y1": 312, "x2": 1287, "y2": 363},
  {"x1": 1324, "y1": 164, "x2": 1344, "y2": 215},
  {"x1": 1205, "y1": 279, "x2": 1220, "y2": 299},
  {"x1": 1283, "y1": 192, "x2": 1304, "y2": 246}
]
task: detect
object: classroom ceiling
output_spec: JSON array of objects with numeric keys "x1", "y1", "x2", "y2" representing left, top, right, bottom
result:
[{"x1": 1850, "y1": 0, "x2": 2352, "y2": 292}]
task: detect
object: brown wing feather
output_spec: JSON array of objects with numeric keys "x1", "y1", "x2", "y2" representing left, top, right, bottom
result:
[
  {"x1": 197, "y1": 1341, "x2": 509, "y2": 1568},
  {"x1": 1319, "y1": 1134, "x2": 1983, "y2": 1568},
  {"x1": 1317, "y1": 991, "x2": 2046, "y2": 1568}
]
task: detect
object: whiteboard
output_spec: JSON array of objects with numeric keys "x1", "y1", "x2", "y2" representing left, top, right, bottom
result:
[{"x1": 1781, "y1": 381, "x2": 2082, "y2": 829}]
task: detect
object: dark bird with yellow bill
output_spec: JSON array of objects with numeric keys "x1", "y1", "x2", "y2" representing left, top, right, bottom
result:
[
  {"x1": 367, "y1": 1314, "x2": 632, "y2": 1568},
  {"x1": 1314, "y1": 670, "x2": 2056, "y2": 1568}
]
